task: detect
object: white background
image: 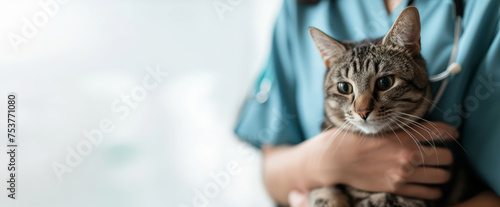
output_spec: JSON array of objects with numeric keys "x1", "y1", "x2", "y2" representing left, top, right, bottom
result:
[{"x1": 0, "y1": 0, "x2": 282, "y2": 206}]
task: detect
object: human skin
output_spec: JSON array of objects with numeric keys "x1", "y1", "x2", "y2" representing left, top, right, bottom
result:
[
  {"x1": 261, "y1": 1, "x2": 500, "y2": 206},
  {"x1": 262, "y1": 122, "x2": 457, "y2": 205}
]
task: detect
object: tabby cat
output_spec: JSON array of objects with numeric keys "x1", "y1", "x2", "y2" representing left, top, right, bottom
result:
[{"x1": 308, "y1": 7, "x2": 435, "y2": 207}]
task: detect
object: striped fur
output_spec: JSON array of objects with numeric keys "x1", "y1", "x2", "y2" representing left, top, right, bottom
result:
[{"x1": 308, "y1": 7, "x2": 432, "y2": 207}]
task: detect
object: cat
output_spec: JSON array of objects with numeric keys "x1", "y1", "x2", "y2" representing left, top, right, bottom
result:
[{"x1": 307, "y1": 6, "x2": 436, "y2": 207}]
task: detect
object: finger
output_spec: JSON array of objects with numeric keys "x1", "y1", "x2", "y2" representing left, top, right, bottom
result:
[
  {"x1": 410, "y1": 147, "x2": 453, "y2": 166},
  {"x1": 289, "y1": 190, "x2": 310, "y2": 207},
  {"x1": 414, "y1": 122, "x2": 459, "y2": 142},
  {"x1": 394, "y1": 184, "x2": 442, "y2": 200},
  {"x1": 405, "y1": 167, "x2": 451, "y2": 184}
]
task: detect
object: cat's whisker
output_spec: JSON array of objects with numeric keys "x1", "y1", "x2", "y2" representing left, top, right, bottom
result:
[
  {"x1": 324, "y1": 121, "x2": 348, "y2": 149},
  {"x1": 355, "y1": 131, "x2": 364, "y2": 146},
  {"x1": 393, "y1": 115, "x2": 436, "y2": 146},
  {"x1": 317, "y1": 121, "x2": 351, "y2": 166},
  {"x1": 393, "y1": 115, "x2": 440, "y2": 166},
  {"x1": 393, "y1": 117, "x2": 432, "y2": 150},
  {"x1": 394, "y1": 115, "x2": 443, "y2": 165},
  {"x1": 354, "y1": 129, "x2": 366, "y2": 146},
  {"x1": 395, "y1": 112, "x2": 447, "y2": 145},
  {"x1": 325, "y1": 113, "x2": 348, "y2": 123},
  {"x1": 325, "y1": 111, "x2": 348, "y2": 115},
  {"x1": 321, "y1": 124, "x2": 335, "y2": 133},
  {"x1": 325, "y1": 113, "x2": 346, "y2": 118},
  {"x1": 396, "y1": 111, "x2": 469, "y2": 156},
  {"x1": 421, "y1": 96, "x2": 444, "y2": 113},
  {"x1": 362, "y1": 133, "x2": 370, "y2": 145},
  {"x1": 387, "y1": 123, "x2": 404, "y2": 147},
  {"x1": 395, "y1": 115, "x2": 442, "y2": 147},
  {"x1": 332, "y1": 122, "x2": 353, "y2": 154},
  {"x1": 388, "y1": 117, "x2": 426, "y2": 169},
  {"x1": 318, "y1": 121, "x2": 354, "y2": 164},
  {"x1": 363, "y1": 134, "x2": 374, "y2": 145},
  {"x1": 322, "y1": 120, "x2": 352, "y2": 156},
  {"x1": 371, "y1": 133, "x2": 378, "y2": 146}
]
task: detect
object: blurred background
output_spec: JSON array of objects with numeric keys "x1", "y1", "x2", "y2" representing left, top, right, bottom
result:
[{"x1": 0, "y1": 1, "x2": 283, "y2": 206}]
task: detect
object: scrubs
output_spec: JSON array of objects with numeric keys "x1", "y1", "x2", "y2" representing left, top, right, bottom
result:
[{"x1": 235, "y1": 0, "x2": 500, "y2": 195}]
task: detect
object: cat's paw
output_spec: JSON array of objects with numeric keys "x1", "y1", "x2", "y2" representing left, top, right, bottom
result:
[
  {"x1": 309, "y1": 187, "x2": 350, "y2": 207},
  {"x1": 356, "y1": 193, "x2": 426, "y2": 207}
]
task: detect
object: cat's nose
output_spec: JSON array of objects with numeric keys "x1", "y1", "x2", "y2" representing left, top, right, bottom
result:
[
  {"x1": 355, "y1": 109, "x2": 371, "y2": 120},
  {"x1": 354, "y1": 94, "x2": 373, "y2": 121}
]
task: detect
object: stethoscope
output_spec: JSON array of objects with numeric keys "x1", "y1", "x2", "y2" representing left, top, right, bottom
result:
[{"x1": 413, "y1": 0, "x2": 463, "y2": 111}]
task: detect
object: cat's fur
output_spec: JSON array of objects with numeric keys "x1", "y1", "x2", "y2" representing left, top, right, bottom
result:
[{"x1": 308, "y1": 7, "x2": 434, "y2": 207}]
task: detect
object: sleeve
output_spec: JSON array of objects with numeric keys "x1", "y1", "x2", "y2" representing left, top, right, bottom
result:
[
  {"x1": 459, "y1": 1, "x2": 500, "y2": 195},
  {"x1": 234, "y1": 1, "x2": 305, "y2": 148}
]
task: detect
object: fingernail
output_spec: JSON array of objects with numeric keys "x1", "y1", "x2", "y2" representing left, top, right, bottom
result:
[{"x1": 288, "y1": 190, "x2": 303, "y2": 205}]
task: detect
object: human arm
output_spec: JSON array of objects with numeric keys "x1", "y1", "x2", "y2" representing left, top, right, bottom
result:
[
  {"x1": 263, "y1": 122, "x2": 458, "y2": 206},
  {"x1": 262, "y1": 144, "x2": 315, "y2": 205}
]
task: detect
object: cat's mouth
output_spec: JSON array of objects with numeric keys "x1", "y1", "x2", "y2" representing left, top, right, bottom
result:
[{"x1": 350, "y1": 119, "x2": 392, "y2": 134}]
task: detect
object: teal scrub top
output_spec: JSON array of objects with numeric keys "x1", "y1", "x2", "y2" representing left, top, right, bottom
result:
[{"x1": 235, "y1": 0, "x2": 500, "y2": 195}]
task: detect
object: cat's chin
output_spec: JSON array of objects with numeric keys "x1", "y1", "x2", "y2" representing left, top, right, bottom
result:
[{"x1": 350, "y1": 121, "x2": 391, "y2": 134}]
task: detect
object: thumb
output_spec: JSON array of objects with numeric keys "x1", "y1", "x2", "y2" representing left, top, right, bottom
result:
[{"x1": 289, "y1": 190, "x2": 310, "y2": 207}]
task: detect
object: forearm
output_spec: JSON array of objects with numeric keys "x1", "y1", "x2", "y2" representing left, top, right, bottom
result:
[
  {"x1": 452, "y1": 191, "x2": 500, "y2": 207},
  {"x1": 262, "y1": 141, "x2": 321, "y2": 205},
  {"x1": 262, "y1": 145, "x2": 303, "y2": 205}
]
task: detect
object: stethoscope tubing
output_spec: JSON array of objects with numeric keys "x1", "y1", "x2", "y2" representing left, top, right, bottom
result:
[{"x1": 428, "y1": 15, "x2": 462, "y2": 111}]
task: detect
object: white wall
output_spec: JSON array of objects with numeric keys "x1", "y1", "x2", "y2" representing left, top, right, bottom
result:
[{"x1": 0, "y1": 1, "x2": 282, "y2": 206}]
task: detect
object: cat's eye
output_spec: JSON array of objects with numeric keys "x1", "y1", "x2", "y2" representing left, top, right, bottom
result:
[
  {"x1": 337, "y1": 82, "x2": 353, "y2": 94},
  {"x1": 376, "y1": 75, "x2": 395, "y2": 91}
]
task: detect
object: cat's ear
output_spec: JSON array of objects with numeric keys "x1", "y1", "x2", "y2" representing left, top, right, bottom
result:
[
  {"x1": 309, "y1": 27, "x2": 346, "y2": 67},
  {"x1": 381, "y1": 6, "x2": 421, "y2": 54}
]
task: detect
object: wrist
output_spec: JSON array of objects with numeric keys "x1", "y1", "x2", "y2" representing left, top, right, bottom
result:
[
  {"x1": 297, "y1": 134, "x2": 343, "y2": 190},
  {"x1": 291, "y1": 142, "x2": 314, "y2": 190}
]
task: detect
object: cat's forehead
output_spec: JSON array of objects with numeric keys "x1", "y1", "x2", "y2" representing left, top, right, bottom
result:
[
  {"x1": 344, "y1": 44, "x2": 398, "y2": 62},
  {"x1": 330, "y1": 45, "x2": 411, "y2": 79}
]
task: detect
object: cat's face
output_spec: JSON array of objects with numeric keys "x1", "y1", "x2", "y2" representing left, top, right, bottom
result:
[
  {"x1": 322, "y1": 45, "x2": 431, "y2": 134},
  {"x1": 310, "y1": 7, "x2": 431, "y2": 134}
]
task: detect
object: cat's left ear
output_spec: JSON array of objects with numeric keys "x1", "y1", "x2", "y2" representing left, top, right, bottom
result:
[
  {"x1": 309, "y1": 27, "x2": 346, "y2": 67},
  {"x1": 381, "y1": 6, "x2": 421, "y2": 54}
]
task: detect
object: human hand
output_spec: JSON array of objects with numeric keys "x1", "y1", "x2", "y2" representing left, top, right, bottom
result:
[
  {"x1": 299, "y1": 122, "x2": 458, "y2": 200},
  {"x1": 289, "y1": 190, "x2": 310, "y2": 207}
]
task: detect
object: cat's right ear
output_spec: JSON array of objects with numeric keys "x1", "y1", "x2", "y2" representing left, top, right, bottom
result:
[
  {"x1": 309, "y1": 27, "x2": 346, "y2": 68},
  {"x1": 381, "y1": 6, "x2": 421, "y2": 54}
]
